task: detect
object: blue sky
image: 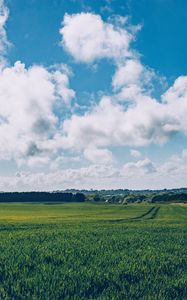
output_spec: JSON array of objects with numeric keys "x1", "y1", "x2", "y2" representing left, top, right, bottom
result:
[
  {"x1": 7, "y1": 0, "x2": 187, "y2": 76},
  {"x1": 0, "y1": 0, "x2": 187, "y2": 190}
]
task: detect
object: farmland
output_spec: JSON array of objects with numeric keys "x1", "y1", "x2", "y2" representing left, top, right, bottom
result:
[{"x1": 0, "y1": 203, "x2": 186, "y2": 299}]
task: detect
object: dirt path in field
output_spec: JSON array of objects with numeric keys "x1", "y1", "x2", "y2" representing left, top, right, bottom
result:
[
  {"x1": 108, "y1": 206, "x2": 160, "y2": 223},
  {"x1": 135, "y1": 206, "x2": 160, "y2": 220}
]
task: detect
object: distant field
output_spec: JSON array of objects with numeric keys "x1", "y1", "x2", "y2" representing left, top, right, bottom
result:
[
  {"x1": 0, "y1": 202, "x2": 152, "y2": 222},
  {"x1": 0, "y1": 203, "x2": 186, "y2": 299}
]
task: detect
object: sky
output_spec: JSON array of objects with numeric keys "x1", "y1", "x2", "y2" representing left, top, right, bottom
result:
[{"x1": 0, "y1": 0, "x2": 187, "y2": 191}]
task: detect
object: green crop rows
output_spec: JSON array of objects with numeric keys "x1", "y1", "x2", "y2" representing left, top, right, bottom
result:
[{"x1": 0, "y1": 203, "x2": 186, "y2": 299}]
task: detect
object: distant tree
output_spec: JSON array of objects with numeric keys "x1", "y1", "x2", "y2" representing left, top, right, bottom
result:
[
  {"x1": 93, "y1": 194, "x2": 100, "y2": 202},
  {"x1": 74, "y1": 193, "x2": 86, "y2": 202},
  {"x1": 0, "y1": 192, "x2": 86, "y2": 203}
]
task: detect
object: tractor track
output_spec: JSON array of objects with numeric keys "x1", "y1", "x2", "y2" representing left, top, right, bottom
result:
[{"x1": 107, "y1": 206, "x2": 160, "y2": 224}]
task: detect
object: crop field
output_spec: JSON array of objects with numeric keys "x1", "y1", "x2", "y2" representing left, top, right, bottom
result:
[{"x1": 0, "y1": 203, "x2": 186, "y2": 299}]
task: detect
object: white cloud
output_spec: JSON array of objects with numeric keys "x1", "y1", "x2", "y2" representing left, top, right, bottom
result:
[
  {"x1": 162, "y1": 76, "x2": 187, "y2": 104},
  {"x1": 52, "y1": 69, "x2": 75, "y2": 104},
  {"x1": 0, "y1": 61, "x2": 75, "y2": 163},
  {"x1": 50, "y1": 155, "x2": 81, "y2": 170},
  {"x1": 122, "y1": 158, "x2": 156, "y2": 177},
  {"x1": 112, "y1": 59, "x2": 144, "y2": 88},
  {"x1": 130, "y1": 149, "x2": 141, "y2": 158},
  {"x1": 0, "y1": 164, "x2": 119, "y2": 191},
  {"x1": 84, "y1": 147, "x2": 113, "y2": 164},
  {"x1": 1, "y1": 150, "x2": 187, "y2": 191},
  {"x1": 182, "y1": 149, "x2": 187, "y2": 158},
  {"x1": 112, "y1": 59, "x2": 155, "y2": 104},
  {"x1": 161, "y1": 76, "x2": 187, "y2": 134},
  {"x1": 24, "y1": 156, "x2": 50, "y2": 168},
  {"x1": 60, "y1": 13, "x2": 133, "y2": 63},
  {"x1": 59, "y1": 92, "x2": 181, "y2": 150},
  {"x1": 159, "y1": 150, "x2": 187, "y2": 177}
]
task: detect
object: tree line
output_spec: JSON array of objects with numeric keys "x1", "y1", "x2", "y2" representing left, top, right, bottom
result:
[{"x1": 0, "y1": 192, "x2": 86, "y2": 203}]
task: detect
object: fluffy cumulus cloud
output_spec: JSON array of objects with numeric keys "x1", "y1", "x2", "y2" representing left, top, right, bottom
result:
[
  {"x1": 60, "y1": 13, "x2": 133, "y2": 63},
  {"x1": 52, "y1": 68, "x2": 75, "y2": 104},
  {"x1": 121, "y1": 158, "x2": 156, "y2": 177},
  {"x1": 163, "y1": 76, "x2": 187, "y2": 104},
  {"x1": 59, "y1": 93, "x2": 181, "y2": 150},
  {"x1": 0, "y1": 61, "x2": 75, "y2": 164},
  {"x1": 157, "y1": 150, "x2": 187, "y2": 186},
  {"x1": 112, "y1": 59, "x2": 144, "y2": 88},
  {"x1": 84, "y1": 147, "x2": 113, "y2": 164},
  {"x1": 112, "y1": 59, "x2": 155, "y2": 103},
  {"x1": 130, "y1": 149, "x2": 141, "y2": 158}
]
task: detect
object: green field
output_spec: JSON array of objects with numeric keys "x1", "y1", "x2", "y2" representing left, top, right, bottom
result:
[{"x1": 0, "y1": 203, "x2": 186, "y2": 299}]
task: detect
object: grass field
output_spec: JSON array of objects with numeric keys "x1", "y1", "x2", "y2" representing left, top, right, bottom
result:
[{"x1": 0, "y1": 203, "x2": 186, "y2": 299}]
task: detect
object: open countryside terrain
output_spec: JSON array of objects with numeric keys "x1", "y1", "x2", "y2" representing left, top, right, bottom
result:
[{"x1": 0, "y1": 203, "x2": 186, "y2": 299}]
